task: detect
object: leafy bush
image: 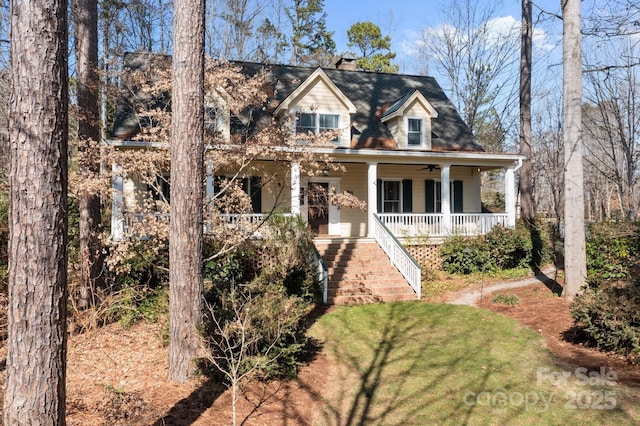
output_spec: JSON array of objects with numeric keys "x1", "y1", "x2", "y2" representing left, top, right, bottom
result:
[
  {"x1": 486, "y1": 223, "x2": 533, "y2": 270},
  {"x1": 439, "y1": 221, "x2": 552, "y2": 275},
  {"x1": 70, "y1": 235, "x2": 171, "y2": 331},
  {"x1": 202, "y1": 214, "x2": 320, "y2": 380},
  {"x1": 439, "y1": 235, "x2": 496, "y2": 274},
  {"x1": 569, "y1": 221, "x2": 640, "y2": 361},
  {"x1": 491, "y1": 293, "x2": 520, "y2": 306},
  {"x1": 108, "y1": 238, "x2": 169, "y2": 288},
  {"x1": 570, "y1": 280, "x2": 640, "y2": 362},
  {"x1": 586, "y1": 221, "x2": 640, "y2": 281}
]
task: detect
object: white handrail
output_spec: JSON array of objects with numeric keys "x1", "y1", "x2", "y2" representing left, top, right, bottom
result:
[
  {"x1": 372, "y1": 215, "x2": 421, "y2": 299},
  {"x1": 309, "y1": 244, "x2": 329, "y2": 304}
]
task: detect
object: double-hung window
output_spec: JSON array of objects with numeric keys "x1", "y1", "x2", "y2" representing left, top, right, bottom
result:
[
  {"x1": 296, "y1": 112, "x2": 340, "y2": 142},
  {"x1": 408, "y1": 118, "x2": 423, "y2": 146},
  {"x1": 296, "y1": 113, "x2": 317, "y2": 135}
]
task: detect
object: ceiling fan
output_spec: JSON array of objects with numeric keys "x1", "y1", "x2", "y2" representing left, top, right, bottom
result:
[{"x1": 418, "y1": 164, "x2": 440, "y2": 172}]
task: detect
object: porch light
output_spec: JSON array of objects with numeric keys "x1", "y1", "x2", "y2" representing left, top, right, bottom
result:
[{"x1": 323, "y1": 166, "x2": 330, "y2": 176}]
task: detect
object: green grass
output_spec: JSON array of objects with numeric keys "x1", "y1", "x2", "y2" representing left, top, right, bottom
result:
[{"x1": 309, "y1": 302, "x2": 640, "y2": 425}]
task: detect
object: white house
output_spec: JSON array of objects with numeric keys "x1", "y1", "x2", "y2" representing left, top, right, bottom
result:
[{"x1": 108, "y1": 53, "x2": 525, "y2": 302}]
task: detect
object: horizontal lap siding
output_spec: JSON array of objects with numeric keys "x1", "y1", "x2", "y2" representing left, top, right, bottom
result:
[{"x1": 290, "y1": 80, "x2": 351, "y2": 147}]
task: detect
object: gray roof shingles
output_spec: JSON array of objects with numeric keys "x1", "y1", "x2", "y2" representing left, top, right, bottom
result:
[{"x1": 112, "y1": 54, "x2": 485, "y2": 153}]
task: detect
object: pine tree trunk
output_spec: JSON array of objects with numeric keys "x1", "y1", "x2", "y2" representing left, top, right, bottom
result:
[
  {"x1": 561, "y1": 0, "x2": 587, "y2": 300},
  {"x1": 73, "y1": 0, "x2": 103, "y2": 309},
  {"x1": 4, "y1": 0, "x2": 69, "y2": 421},
  {"x1": 168, "y1": 0, "x2": 205, "y2": 382},
  {"x1": 519, "y1": 0, "x2": 534, "y2": 222}
]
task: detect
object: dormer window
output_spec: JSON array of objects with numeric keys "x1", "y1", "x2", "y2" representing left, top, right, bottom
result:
[
  {"x1": 296, "y1": 112, "x2": 340, "y2": 142},
  {"x1": 380, "y1": 90, "x2": 438, "y2": 150},
  {"x1": 407, "y1": 118, "x2": 423, "y2": 146},
  {"x1": 296, "y1": 113, "x2": 317, "y2": 135}
]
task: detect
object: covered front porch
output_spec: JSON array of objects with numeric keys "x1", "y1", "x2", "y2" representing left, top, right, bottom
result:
[{"x1": 287, "y1": 148, "x2": 524, "y2": 240}]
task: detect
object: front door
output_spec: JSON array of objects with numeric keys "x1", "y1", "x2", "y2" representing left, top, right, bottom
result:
[{"x1": 307, "y1": 182, "x2": 329, "y2": 235}]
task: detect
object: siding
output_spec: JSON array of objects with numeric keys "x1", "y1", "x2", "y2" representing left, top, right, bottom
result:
[{"x1": 288, "y1": 79, "x2": 351, "y2": 147}]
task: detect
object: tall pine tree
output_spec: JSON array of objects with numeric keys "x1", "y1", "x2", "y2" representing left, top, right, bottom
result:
[
  {"x1": 286, "y1": 0, "x2": 335, "y2": 66},
  {"x1": 347, "y1": 21, "x2": 398, "y2": 73}
]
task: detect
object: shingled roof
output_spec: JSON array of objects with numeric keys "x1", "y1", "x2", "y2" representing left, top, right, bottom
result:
[{"x1": 112, "y1": 53, "x2": 485, "y2": 153}]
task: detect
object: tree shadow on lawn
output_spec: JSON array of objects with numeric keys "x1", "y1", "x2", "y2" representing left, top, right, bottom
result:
[{"x1": 315, "y1": 302, "x2": 524, "y2": 426}]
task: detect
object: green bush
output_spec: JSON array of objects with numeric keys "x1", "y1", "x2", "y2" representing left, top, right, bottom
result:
[
  {"x1": 491, "y1": 293, "x2": 520, "y2": 306},
  {"x1": 569, "y1": 221, "x2": 640, "y2": 361},
  {"x1": 202, "y1": 214, "x2": 319, "y2": 380},
  {"x1": 586, "y1": 221, "x2": 640, "y2": 281},
  {"x1": 439, "y1": 221, "x2": 552, "y2": 275},
  {"x1": 439, "y1": 235, "x2": 496, "y2": 274},
  {"x1": 570, "y1": 280, "x2": 640, "y2": 362}
]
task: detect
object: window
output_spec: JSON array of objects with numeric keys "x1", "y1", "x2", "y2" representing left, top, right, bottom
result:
[
  {"x1": 383, "y1": 180, "x2": 401, "y2": 212},
  {"x1": 296, "y1": 112, "x2": 340, "y2": 142},
  {"x1": 425, "y1": 180, "x2": 463, "y2": 213},
  {"x1": 408, "y1": 118, "x2": 423, "y2": 146},
  {"x1": 296, "y1": 113, "x2": 317, "y2": 135}
]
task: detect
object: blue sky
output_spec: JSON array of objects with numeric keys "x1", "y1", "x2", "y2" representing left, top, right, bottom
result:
[{"x1": 324, "y1": 0, "x2": 563, "y2": 73}]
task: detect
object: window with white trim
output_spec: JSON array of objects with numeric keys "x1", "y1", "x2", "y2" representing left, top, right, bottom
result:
[
  {"x1": 407, "y1": 118, "x2": 423, "y2": 146},
  {"x1": 296, "y1": 112, "x2": 340, "y2": 142}
]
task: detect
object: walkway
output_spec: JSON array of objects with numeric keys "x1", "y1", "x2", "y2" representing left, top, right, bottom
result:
[{"x1": 448, "y1": 267, "x2": 560, "y2": 306}]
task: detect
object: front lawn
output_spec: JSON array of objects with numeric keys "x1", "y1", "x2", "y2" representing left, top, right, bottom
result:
[{"x1": 309, "y1": 302, "x2": 640, "y2": 425}]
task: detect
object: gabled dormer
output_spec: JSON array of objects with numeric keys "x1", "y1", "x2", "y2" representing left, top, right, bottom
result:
[
  {"x1": 381, "y1": 90, "x2": 438, "y2": 150},
  {"x1": 274, "y1": 68, "x2": 356, "y2": 147}
]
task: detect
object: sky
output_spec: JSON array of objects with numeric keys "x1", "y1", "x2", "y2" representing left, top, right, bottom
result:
[{"x1": 323, "y1": 0, "x2": 563, "y2": 74}]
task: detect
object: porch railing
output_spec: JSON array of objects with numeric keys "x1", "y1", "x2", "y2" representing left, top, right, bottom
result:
[
  {"x1": 451, "y1": 213, "x2": 509, "y2": 235},
  {"x1": 377, "y1": 213, "x2": 509, "y2": 237},
  {"x1": 372, "y1": 214, "x2": 421, "y2": 299}
]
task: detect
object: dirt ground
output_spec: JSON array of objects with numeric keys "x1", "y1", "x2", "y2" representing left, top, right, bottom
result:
[
  {"x1": 0, "y1": 274, "x2": 639, "y2": 425},
  {"x1": 474, "y1": 277, "x2": 640, "y2": 388}
]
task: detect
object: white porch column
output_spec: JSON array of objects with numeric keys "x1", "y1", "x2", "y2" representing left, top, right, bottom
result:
[
  {"x1": 291, "y1": 160, "x2": 301, "y2": 216},
  {"x1": 205, "y1": 159, "x2": 215, "y2": 202},
  {"x1": 111, "y1": 163, "x2": 124, "y2": 240},
  {"x1": 505, "y1": 166, "x2": 516, "y2": 227},
  {"x1": 367, "y1": 162, "x2": 378, "y2": 238},
  {"x1": 441, "y1": 163, "x2": 451, "y2": 234}
]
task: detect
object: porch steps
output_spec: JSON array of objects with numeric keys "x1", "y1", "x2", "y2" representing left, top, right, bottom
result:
[{"x1": 314, "y1": 239, "x2": 417, "y2": 305}]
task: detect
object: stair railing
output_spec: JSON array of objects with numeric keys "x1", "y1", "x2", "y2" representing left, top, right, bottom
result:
[
  {"x1": 309, "y1": 243, "x2": 329, "y2": 304},
  {"x1": 372, "y1": 214, "x2": 422, "y2": 299}
]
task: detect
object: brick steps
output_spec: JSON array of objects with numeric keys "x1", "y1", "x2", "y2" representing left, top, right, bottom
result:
[{"x1": 315, "y1": 239, "x2": 417, "y2": 305}]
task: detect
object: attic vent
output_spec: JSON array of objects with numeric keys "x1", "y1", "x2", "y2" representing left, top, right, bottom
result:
[{"x1": 335, "y1": 57, "x2": 357, "y2": 71}]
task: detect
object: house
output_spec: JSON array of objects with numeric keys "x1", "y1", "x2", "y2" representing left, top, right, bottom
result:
[{"x1": 108, "y1": 53, "x2": 525, "y2": 303}]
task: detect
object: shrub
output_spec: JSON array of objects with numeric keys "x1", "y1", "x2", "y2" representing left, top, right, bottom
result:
[
  {"x1": 486, "y1": 224, "x2": 533, "y2": 270},
  {"x1": 491, "y1": 293, "x2": 520, "y2": 306},
  {"x1": 202, "y1": 214, "x2": 320, "y2": 380},
  {"x1": 439, "y1": 220, "x2": 553, "y2": 275},
  {"x1": 439, "y1": 235, "x2": 496, "y2": 274},
  {"x1": 586, "y1": 221, "x2": 640, "y2": 282},
  {"x1": 570, "y1": 279, "x2": 640, "y2": 362},
  {"x1": 569, "y1": 221, "x2": 640, "y2": 361}
]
